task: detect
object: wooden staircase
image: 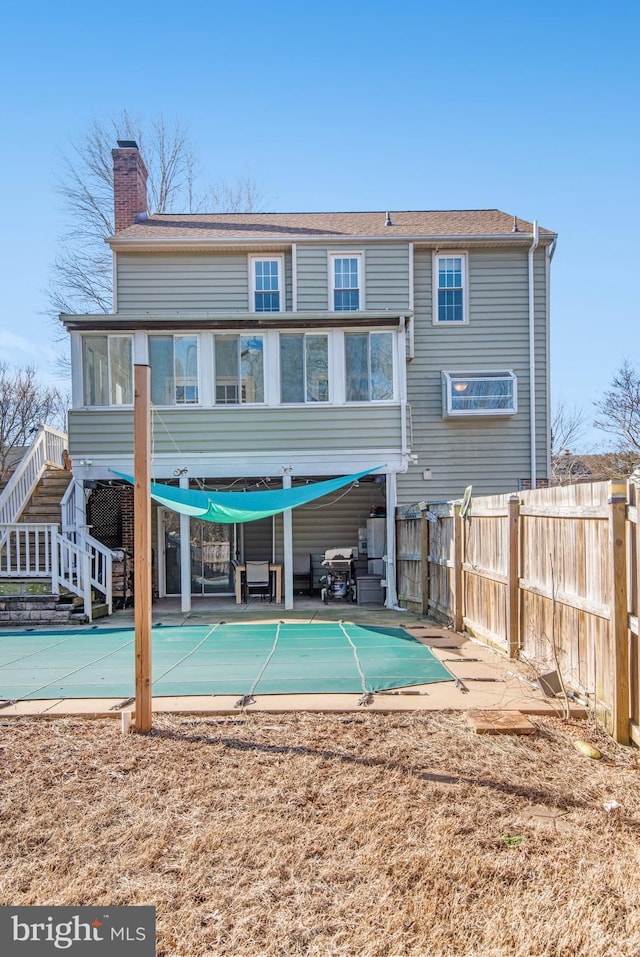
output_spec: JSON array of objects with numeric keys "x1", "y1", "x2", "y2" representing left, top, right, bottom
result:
[
  {"x1": 19, "y1": 468, "x2": 73, "y2": 526},
  {"x1": 0, "y1": 466, "x2": 109, "y2": 624}
]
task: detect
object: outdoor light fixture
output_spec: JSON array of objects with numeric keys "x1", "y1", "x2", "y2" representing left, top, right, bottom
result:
[{"x1": 79, "y1": 458, "x2": 93, "y2": 466}]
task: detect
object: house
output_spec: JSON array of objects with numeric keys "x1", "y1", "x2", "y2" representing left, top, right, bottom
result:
[{"x1": 60, "y1": 141, "x2": 556, "y2": 612}]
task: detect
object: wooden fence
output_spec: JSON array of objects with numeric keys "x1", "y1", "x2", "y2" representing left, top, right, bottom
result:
[{"x1": 396, "y1": 477, "x2": 639, "y2": 745}]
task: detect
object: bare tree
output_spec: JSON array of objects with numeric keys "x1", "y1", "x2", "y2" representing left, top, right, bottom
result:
[
  {"x1": 49, "y1": 111, "x2": 264, "y2": 319},
  {"x1": 551, "y1": 401, "x2": 588, "y2": 457},
  {"x1": 0, "y1": 365, "x2": 66, "y2": 478},
  {"x1": 549, "y1": 402, "x2": 589, "y2": 484},
  {"x1": 594, "y1": 359, "x2": 640, "y2": 453}
]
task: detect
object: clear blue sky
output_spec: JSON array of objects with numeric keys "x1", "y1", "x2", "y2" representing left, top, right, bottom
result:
[{"x1": 1, "y1": 0, "x2": 638, "y2": 450}]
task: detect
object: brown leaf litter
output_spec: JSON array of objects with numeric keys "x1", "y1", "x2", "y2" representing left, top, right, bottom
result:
[{"x1": 1, "y1": 711, "x2": 639, "y2": 957}]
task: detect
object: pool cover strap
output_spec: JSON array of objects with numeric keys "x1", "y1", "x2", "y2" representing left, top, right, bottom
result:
[{"x1": 0, "y1": 623, "x2": 454, "y2": 702}]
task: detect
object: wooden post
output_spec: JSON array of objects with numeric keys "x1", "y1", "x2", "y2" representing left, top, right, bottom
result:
[
  {"x1": 453, "y1": 504, "x2": 463, "y2": 633},
  {"x1": 632, "y1": 467, "x2": 640, "y2": 748},
  {"x1": 609, "y1": 480, "x2": 629, "y2": 744},
  {"x1": 134, "y1": 364, "x2": 153, "y2": 733},
  {"x1": 507, "y1": 494, "x2": 521, "y2": 658},
  {"x1": 419, "y1": 502, "x2": 429, "y2": 617}
]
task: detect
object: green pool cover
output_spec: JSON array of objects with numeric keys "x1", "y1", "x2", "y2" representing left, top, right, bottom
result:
[{"x1": 0, "y1": 622, "x2": 453, "y2": 702}]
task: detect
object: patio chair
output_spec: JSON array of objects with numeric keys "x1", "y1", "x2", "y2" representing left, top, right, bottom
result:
[
  {"x1": 293, "y1": 553, "x2": 313, "y2": 596},
  {"x1": 244, "y1": 560, "x2": 272, "y2": 602}
]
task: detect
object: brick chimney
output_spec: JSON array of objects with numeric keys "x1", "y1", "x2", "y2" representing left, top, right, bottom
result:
[{"x1": 112, "y1": 140, "x2": 148, "y2": 232}]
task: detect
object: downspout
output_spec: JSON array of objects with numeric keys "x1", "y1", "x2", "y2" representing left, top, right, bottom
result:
[
  {"x1": 528, "y1": 220, "x2": 539, "y2": 489},
  {"x1": 399, "y1": 316, "x2": 409, "y2": 459}
]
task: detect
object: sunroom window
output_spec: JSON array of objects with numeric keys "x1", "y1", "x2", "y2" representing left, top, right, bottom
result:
[
  {"x1": 345, "y1": 332, "x2": 393, "y2": 401},
  {"x1": 215, "y1": 335, "x2": 264, "y2": 404},
  {"x1": 149, "y1": 336, "x2": 199, "y2": 405},
  {"x1": 442, "y1": 371, "x2": 517, "y2": 417},
  {"x1": 82, "y1": 335, "x2": 132, "y2": 406},
  {"x1": 280, "y1": 334, "x2": 329, "y2": 403}
]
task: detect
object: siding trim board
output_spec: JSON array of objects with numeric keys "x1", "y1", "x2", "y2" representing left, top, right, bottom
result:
[
  {"x1": 110, "y1": 234, "x2": 554, "y2": 252},
  {"x1": 62, "y1": 313, "x2": 408, "y2": 332}
]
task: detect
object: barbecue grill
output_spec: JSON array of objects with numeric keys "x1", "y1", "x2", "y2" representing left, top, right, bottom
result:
[{"x1": 320, "y1": 547, "x2": 358, "y2": 603}]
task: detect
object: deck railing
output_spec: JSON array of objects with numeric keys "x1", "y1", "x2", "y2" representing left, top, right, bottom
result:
[
  {"x1": 0, "y1": 522, "x2": 113, "y2": 622},
  {"x1": 0, "y1": 424, "x2": 68, "y2": 530}
]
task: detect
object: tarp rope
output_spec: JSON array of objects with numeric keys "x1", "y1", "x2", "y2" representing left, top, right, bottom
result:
[
  {"x1": 338, "y1": 621, "x2": 372, "y2": 706},
  {"x1": 235, "y1": 621, "x2": 282, "y2": 708},
  {"x1": 151, "y1": 623, "x2": 222, "y2": 688},
  {"x1": 0, "y1": 636, "x2": 135, "y2": 707}
]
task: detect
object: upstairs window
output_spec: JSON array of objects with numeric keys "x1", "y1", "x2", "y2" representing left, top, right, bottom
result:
[
  {"x1": 442, "y1": 371, "x2": 517, "y2": 417},
  {"x1": 331, "y1": 254, "x2": 361, "y2": 311},
  {"x1": 251, "y1": 257, "x2": 282, "y2": 312},
  {"x1": 280, "y1": 334, "x2": 329, "y2": 403},
  {"x1": 345, "y1": 332, "x2": 393, "y2": 401},
  {"x1": 82, "y1": 335, "x2": 132, "y2": 406},
  {"x1": 434, "y1": 252, "x2": 467, "y2": 323},
  {"x1": 215, "y1": 335, "x2": 264, "y2": 404},
  {"x1": 149, "y1": 336, "x2": 199, "y2": 405}
]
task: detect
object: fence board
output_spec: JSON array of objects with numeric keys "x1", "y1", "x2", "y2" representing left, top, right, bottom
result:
[{"x1": 396, "y1": 476, "x2": 640, "y2": 744}]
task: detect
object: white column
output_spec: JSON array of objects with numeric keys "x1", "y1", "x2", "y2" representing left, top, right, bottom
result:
[
  {"x1": 283, "y1": 474, "x2": 293, "y2": 610},
  {"x1": 179, "y1": 473, "x2": 191, "y2": 614},
  {"x1": 384, "y1": 472, "x2": 399, "y2": 609}
]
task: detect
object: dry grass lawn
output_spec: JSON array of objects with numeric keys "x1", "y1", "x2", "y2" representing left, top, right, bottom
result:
[{"x1": 1, "y1": 710, "x2": 639, "y2": 957}]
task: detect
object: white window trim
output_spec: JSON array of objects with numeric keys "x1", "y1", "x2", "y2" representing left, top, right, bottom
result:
[
  {"x1": 344, "y1": 329, "x2": 396, "y2": 404},
  {"x1": 329, "y1": 251, "x2": 364, "y2": 312},
  {"x1": 80, "y1": 333, "x2": 134, "y2": 409},
  {"x1": 213, "y1": 333, "x2": 266, "y2": 406},
  {"x1": 433, "y1": 250, "x2": 469, "y2": 325},
  {"x1": 249, "y1": 254, "x2": 284, "y2": 313},
  {"x1": 148, "y1": 333, "x2": 201, "y2": 408},
  {"x1": 442, "y1": 370, "x2": 517, "y2": 418},
  {"x1": 278, "y1": 331, "x2": 331, "y2": 405}
]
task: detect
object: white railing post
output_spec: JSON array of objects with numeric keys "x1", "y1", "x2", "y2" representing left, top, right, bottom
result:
[
  {"x1": 51, "y1": 526, "x2": 60, "y2": 594},
  {"x1": 82, "y1": 547, "x2": 92, "y2": 622}
]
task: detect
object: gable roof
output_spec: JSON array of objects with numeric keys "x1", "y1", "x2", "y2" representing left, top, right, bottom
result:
[{"x1": 109, "y1": 209, "x2": 555, "y2": 245}]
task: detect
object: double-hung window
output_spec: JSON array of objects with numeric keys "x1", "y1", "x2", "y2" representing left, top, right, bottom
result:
[
  {"x1": 215, "y1": 335, "x2": 264, "y2": 404},
  {"x1": 442, "y1": 371, "x2": 517, "y2": 417},
  {"x1": 345, "y1": 332, "x2": 393, "y2": 401},
  {"x1": 82, "y1": 335, "x2": 133, "y2": 406},
  {"x1": 149, "y1": 335, "x2": 199, "y2": 405},
  {"x1": 280, "y1": 334, "x2": 329, "y2": 403},
  {"x1": 331, "y1": 254, "x2": 362, "y2": 311},
  {"x1": 434, "y1": 252, "x2": 467, "y2": 323},
  {"x1": 251, "y1": 257, "x2": 282, "y2": 313}
]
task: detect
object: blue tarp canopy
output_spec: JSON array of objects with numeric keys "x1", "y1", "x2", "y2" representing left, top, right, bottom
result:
[{"x1": 112, "y1": 468, "x2": 380, "y2": 523}]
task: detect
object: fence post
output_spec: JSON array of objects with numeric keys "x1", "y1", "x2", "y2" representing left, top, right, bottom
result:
[
  {"x1": 507, "y1": 495, "x2": 520, "y2": 658},
  {"x1": 609, "y1": 480, "x2": 630, "y2": 744},
  {"x1": 419, "y1": 502, "x2": 429, "y2": 617},
  {"x1": 453, "y1": 504, "x2": 463, "y2": 633}
]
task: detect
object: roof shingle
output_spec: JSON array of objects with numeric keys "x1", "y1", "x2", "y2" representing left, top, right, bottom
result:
[{"x1": 110, "y1": 209, "x2": 554, "y2": 243}]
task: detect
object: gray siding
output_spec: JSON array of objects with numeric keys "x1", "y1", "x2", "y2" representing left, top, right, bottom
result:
[
  {"x1": 274, "y1": 482, "x2": 378, "y2": 563},
  {"x1": 68, "y1": 405, "x2": 402, "y2": 458},
  {"x1": 365, "y1": 244, "x2": 411, "y2": 311},
  {"x1": 296, "y1": 247, "x2": 328, "y2": 311},
  {"x1": 117, "y1": 253, "x2": 249, "y2": 312},
  {"x1": 398, "y1": 245, "x2": 549, "y2": 504}
]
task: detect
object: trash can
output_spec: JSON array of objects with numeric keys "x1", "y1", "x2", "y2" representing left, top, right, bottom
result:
[{"x1": 356, "y1": 575, "x2": 384, "y2": 605}]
